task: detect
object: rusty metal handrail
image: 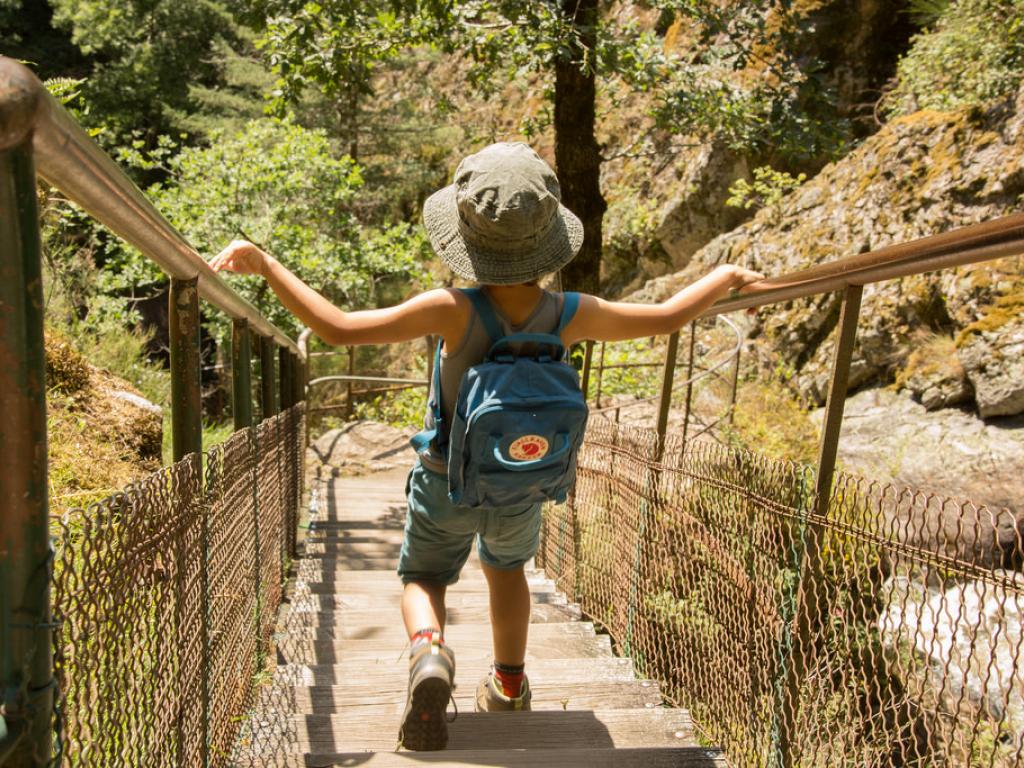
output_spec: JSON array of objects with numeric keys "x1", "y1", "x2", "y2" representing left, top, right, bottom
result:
[
  {"x1": 591, "y1": 315, "x2": 742, "y2": 418},
  {"x1": 0, "y1": 57, "x2": 299, "y2": 354},
  {"x1": 704, "y1": 212, "x2": 1024, "y2": 316},
  {"x1": 309, "y1": 374, "x2": 429, "y2": 387},
  {"x1": 0, "y1": 56, "x2": 310, "y2": 767}
]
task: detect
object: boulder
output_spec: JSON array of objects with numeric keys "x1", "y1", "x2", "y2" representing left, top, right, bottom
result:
[
  {"x1": 311, "y1": 421, "x2": 417, "y2": 474},
  {"x1": 654, "y1": 142, "x2": 752, "y2": 269},
  {"x1": 958, "y1": 308, "x2": 1024, "y2": 418},
  {"x1": 94, "y1": 379, "x2": 164, "y2": 464},
  {"x1": 878, "y1": 573, "x2": 1024, "y2": 753},
  {"x1": 811, "y1": 387, "x2": 1024, "y2": 565}
]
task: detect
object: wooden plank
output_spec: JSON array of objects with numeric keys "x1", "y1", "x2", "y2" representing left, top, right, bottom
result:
[
  {"x1": 290, "y1": 579, "x2": 557, "y2": 596},
  {"x1": 274, "y1": 630, "x2": 613, "y2": 665},
  {"x1": 280, "y1": 592, "x2": 571, "y2": 611},
  {"x1": 276, "y1": 602, "x2": 581, "y2": 629},
  {"x1": 303, "y1": 529, "x2": 407, "y2": 544},
  {"x1": 293, "y1": 554, "x2": 403, "y2": 571},
  {"x1": 236, "y1": 709, "x2": 697, "y2": 753},
  {"x1": 270, "y1": 657, "x2": 639, "y2": 687},
  {"x1": 292, "y1": 564, "x2": 549, "y2": 583},
  {"x1": 275, "y1": 620, "x2": 595, "y2": 644},
  {"x1": 229, "y1": 746, "x2": 727, "y2": 768},
  {"x1": 252, "y1": 679, "x2": 663, "y2": 715}
]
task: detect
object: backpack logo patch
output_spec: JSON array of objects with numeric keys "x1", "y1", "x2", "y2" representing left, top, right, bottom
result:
[{"x1": 509, "y1": 435, "x2": 549, "y2": 461}]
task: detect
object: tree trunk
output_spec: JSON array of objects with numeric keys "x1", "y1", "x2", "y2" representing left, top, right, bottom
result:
[{"x1": 554, "y1": 0, "x2": 606, "y2": 295}]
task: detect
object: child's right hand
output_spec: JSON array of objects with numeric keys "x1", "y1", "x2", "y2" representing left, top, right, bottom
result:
[
  {"x1": 723, "y1": 264, "x2": 765, "y2": 293},
  {"x1": 209, "y1": 240, "x2": 269, "y2": 277}
]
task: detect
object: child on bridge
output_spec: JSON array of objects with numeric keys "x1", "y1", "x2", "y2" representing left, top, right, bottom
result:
[{"x1": 210, "y1": 142, "x2": 763, "y2": 751}]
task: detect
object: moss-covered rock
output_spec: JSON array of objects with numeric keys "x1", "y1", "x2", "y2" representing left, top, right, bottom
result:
[
  {"x1": 631, "y1": 83, "x2": 1024, "y2": 415},
  {"x1": 896, "y1": 333, "x2": 973, "y2": 411},
  {"x1": 46, "y1": 329, "x2": 164, "y2": 513}
]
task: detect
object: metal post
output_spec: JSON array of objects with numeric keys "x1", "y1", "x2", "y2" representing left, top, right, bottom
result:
[
  {"x1": 595, "y1": 342, "x2": 606, "y2": 408},
  {"x1": 728, "y1": 339, "x2": 742, "y2": 426},
  {"x1": 260, "y1": 335, "x2": 278, "y2": 419},
  {"x1": 680, "y1": 321, "x2": 697, "y2": 449},
  {"x1": 345, "y1": 345, "x2": 355, "y2": 420},
  {"x1": 580, "y1": 340, "x2": 594, "y2": 402},
  {"x1": 654, "y1": 330, "x2": 680, "y2": 458},
  {"x1": 289, "y1": 351, "x2": 301, "y2": 407},
  {"x1": 168, "y1": 275, "x2": 207, "y2": 766},
  {"x1": 0, "y1": 122, "x2": 54, "y2": 767},
  {"x1": 775, "y1": 284, "x2": 863, "y2": 768},
  {"x1": 279, "y1": 346, "x2": 293, "y2": 411},
  {"x1": 232, "y1": 319, "x2": 253, "y2": 431},
  {"x1": 170, "y1": 277, "x2": 203, "y2": 461},
  {"x1": 813, "y1": 285, "x2": 864, "y2": 516}
]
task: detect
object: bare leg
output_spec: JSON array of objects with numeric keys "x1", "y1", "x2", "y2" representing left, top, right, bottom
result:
[
  {"x1": 401, "y1": 581, "x2": 448, "y2": 638},
  {"x1": 481, "y1": 563, "x2": 530, "y2": 665}
]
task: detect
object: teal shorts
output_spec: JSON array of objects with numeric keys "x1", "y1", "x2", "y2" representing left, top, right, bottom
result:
[{"x1": 397, "y1": 460, "x2": 542, "y2": 585}]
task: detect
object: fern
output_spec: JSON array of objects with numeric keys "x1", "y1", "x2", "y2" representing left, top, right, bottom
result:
[
  {"x1": 905, "y1": 0, "x2": 951, "y2": 27},
  {"x1": 44, "y1": 77, "x2": 85, "y2": 106}
]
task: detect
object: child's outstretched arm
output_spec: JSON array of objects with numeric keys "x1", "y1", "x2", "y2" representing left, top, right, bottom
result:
[
  {"x1": 209, "y1": 240, "x2": 465, "y2": 346},
  {"x1": 563, "y1": 264, "x2": 765, "y2": 345}
]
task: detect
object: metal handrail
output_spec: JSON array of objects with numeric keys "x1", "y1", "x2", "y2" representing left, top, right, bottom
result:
[
  {"x1": 591, "y1": 315, "x2": 742, "y2": 417},
  {"x1": 0, "y1": 57, "x2": 299, "y2": 354},
  {"x1": 703, "y1": 211, "x2": 1024, "y2": 316}
]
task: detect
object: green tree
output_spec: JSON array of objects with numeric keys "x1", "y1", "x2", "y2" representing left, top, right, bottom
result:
[
  {"x1": 647, "y1": 1, "x2": 850, "y2": 164},
  {"x1": 139, "y1": 119, "x2": 431, "y2": 337},
  {"x1": 49, "y1": 0, "x2": 239, "y2": 141},
  {"x1": 885, "y1": 0, "x2": 1024, "y2": 115},
  {"x1": 258, "y1": 1, "x2": 412, "y2": 159},
  {"x1": 261, "y1": 1, "x2": 846, "y2": 296}
]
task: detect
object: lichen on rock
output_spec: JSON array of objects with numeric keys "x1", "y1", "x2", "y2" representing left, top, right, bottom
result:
[{"x1": 631, "y1": 84, "x2": 1024, "y2": 416}]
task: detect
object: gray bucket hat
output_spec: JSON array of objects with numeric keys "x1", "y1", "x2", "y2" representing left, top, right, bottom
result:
[{"x1": 422, "y1": 142, "x2": 583, "y2": 285}]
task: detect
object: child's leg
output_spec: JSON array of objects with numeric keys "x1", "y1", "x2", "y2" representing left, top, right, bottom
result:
[
  {"x1": 481, "y1": 562, "x2": 530, "y2": 665},
  {"x1": 401, "y1": 580, "x2": 448, "y2": 637}
]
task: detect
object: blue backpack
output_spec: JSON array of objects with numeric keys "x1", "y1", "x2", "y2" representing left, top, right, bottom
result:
[{"x1": 410, "y1": 288, "x2": 589, "y2": 508}]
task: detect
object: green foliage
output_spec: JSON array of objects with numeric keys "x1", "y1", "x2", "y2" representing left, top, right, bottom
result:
[
  {"x1": 640, "y1": 1, "x2": 852, "y2": 163},
  {"x1": 260, "y1": 1, "x2": 409, "y2": 105},
  {"x1": 353, "y1": 386, "x2": 427, "y2": 430},
  {"x1": 723, "y1": 380, "x2": 818, "y2": 464},
  {"x1": 589, "y1": 339, "x2": 663, "y2": 402},
  {"x1": 906, "y1": 0, "x2": 951, "y2": 27},
  {"x1": 139, "y1": 118, "x2": 430, "y2": 339},
  {"x1": 726, "y1": 165, "x2": 806, "y2": 212},
  {"x1": 886, "y1": 0, "x2": 1024, "y2": 115},
  {"x1": 49, "y1": 0, "x2": 241, "y2": 140}
]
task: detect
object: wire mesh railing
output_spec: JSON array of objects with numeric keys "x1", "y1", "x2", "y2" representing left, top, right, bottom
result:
[
  {"x1": 538, "y1": 421, "x2": 1024, "y2": 768},
  {"x1": 51, "y1": 405, "x2": 305, "y2": 767}
]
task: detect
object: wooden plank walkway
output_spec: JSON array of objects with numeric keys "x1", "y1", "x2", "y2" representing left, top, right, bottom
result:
[{"x1": 232, "y1": 467, "x2": 727, "y2": 767}]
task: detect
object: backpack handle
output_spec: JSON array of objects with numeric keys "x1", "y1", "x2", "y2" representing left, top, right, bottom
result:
[
  {"x1": 486, "y1": 332, "x2": 566, "y2": 362},
  {"x1": 489, "y1": 432, "x2": 571, "y2": 471}
]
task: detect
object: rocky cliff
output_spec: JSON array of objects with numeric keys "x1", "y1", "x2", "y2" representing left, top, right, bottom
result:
[{"x1": 631, "y1": 85, "x2": 1024, "y2": 421}]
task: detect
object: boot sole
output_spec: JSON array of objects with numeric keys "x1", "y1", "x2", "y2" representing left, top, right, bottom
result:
[{"x1": 399, "y1": 676, "x2": 451, "y2": 751}]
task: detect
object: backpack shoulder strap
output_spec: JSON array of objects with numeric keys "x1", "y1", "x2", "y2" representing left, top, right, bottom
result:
[
  {"x1": 409, "y1": 337, "x2": 444, "y2": 455},
  {"x1": 556, "y1": 292, "x2": 580, "y2": 335},
  {"x1": 461, "y1": 287, "x2": 504, "y2": 344}
]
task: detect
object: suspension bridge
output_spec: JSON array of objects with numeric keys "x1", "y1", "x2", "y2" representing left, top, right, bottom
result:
[{"x1": 3, "y1": 55, "x2": 1024, "y2": 768}]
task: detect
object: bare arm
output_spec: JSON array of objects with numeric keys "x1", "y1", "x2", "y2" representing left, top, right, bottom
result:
[
  {"x1": 209, "y1": 240, "x2": 465, "y2": 346},
  {"x1": 562, "y1": 264, "x2": 765, "y2": 344}
]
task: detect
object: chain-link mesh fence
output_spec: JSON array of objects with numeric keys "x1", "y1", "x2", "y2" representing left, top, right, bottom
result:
[
  {"x1": 538, "y1": 421, "x2": 1024, "y2": 768},
  {"x1": 51, "y1": 405, "x2": 304, "y2": 767}
]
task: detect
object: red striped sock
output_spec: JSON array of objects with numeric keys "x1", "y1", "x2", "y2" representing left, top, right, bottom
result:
[
  {"x1": 493, "y1": 661, "x2": 525, "y2": 698},
  {"x1": 410, "y1": 628, "x2": 443, "y2": 646}
]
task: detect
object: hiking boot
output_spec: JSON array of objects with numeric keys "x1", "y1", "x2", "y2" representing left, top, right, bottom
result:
[
  {"x1": 474, "y1": 672, "x2": 532, "y2": 712},
  {"x1": 399, "y1": 632, "x2": 456, "y2": 750}
]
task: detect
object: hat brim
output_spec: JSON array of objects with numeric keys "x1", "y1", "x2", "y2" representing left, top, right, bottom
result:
[{"x1": 422, "y1": 184, "x2": 584, "y2": 285}]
